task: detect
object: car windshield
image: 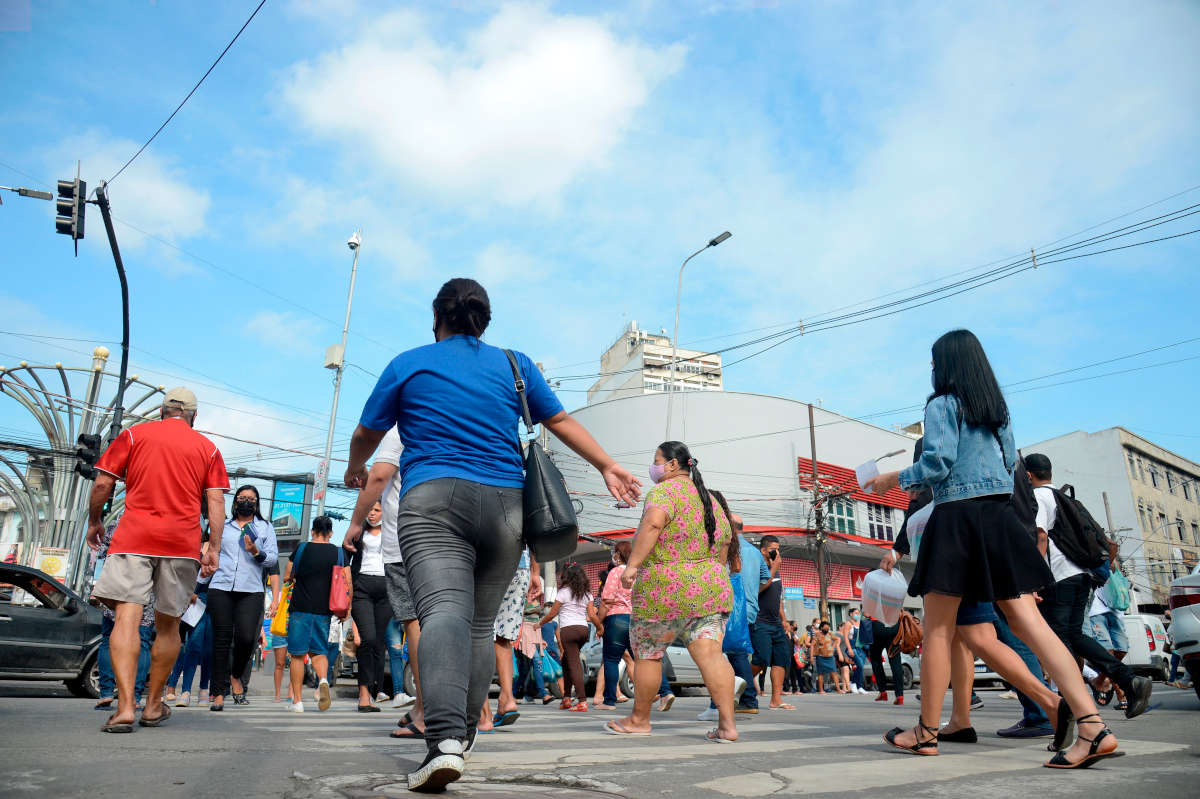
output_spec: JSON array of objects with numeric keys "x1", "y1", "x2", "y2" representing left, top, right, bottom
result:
[{"x1": 0, "y1": 569, "x2": 70, "y2": 609}]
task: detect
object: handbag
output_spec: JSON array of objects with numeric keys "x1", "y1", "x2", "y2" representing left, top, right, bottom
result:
[
  {"x1": 329, "y1": 548, "x2": 351, "y2": 619},
  {"x1": 503, "y1": 350, "x2": 579, "y2": 562},
  {"x1": 889, "y1": 610, "x2": 924, "y2": 657},
  {"x1": 722, "y1": 572, "x2": 752, "y2": 655}
]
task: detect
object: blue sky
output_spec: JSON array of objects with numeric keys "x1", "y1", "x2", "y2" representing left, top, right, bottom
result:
[{"x1": 2, "y1": 0, "x2": 1199, "y2": 520}]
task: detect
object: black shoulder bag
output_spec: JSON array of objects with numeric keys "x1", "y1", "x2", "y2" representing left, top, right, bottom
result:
[
  {"x1": 992, "y1": 427, "x2": 1037, "y2": 542},
  {"x1": 503, "y1": 350, "x2": 579, "y2": 562}
]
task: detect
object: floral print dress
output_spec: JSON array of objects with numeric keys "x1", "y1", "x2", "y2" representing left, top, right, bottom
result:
[{"x1": 632, "y1": 477, "x2": 733, "y2": 623}]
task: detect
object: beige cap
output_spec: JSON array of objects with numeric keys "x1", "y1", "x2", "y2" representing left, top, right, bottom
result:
[{"x1": 162, "y1": 386, "x2": 198, "y2": 413}]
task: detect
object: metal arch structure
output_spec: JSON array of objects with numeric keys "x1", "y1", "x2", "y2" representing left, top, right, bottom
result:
[{"x1": 0, "y1": 347, "x2": 164, "y2": 591}]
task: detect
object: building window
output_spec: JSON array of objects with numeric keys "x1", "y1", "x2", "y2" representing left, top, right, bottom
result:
[
  {"x1": 1192, "y1": 523, "x2": 1199, "y2": 547},
  {"x1": 1157, "y1": 512, "x2": 1168, "y2": 537},
  {"x1": 1177, "y1": 516, "x2": 1186, "y2": 542},
  {"x1": 1137, "y1": 459, "x2": 1145, "y2": 481},
  {"x1": 828, "y1": 500, "x2": 856, "y2": 535},
  {"x1": 1138, "y1": 502, "x2": 1151, "y2": 532},
  {"x1": 867, "y1": 504, "x2": 894, "y2": 541},
  {"x1": 1185, "y1": 481, "x2": 1194, "y2": 502},
  {"x1": 1127, "y1": 453, "x2": 1137, "y2": 478},
  {"x1": 1149, "y1": 465, "x2": 1160, "y2": 489},
  {"x1": 1167, "y1": 472, "x2": 1177, "y2": 494}
]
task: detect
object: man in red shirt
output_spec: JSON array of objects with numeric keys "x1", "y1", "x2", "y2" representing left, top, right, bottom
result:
[{"x1": 87, "y1": 387, "x2": 229, "y2": 732}]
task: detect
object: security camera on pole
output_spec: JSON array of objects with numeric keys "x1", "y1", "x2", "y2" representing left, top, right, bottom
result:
[{"x1": 316, "y1": 229, "x2": 363, "y2": 516}]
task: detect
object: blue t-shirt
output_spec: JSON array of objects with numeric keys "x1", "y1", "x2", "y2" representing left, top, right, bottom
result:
[
  {"x1": 359, "y1": 335, "x2": 564, "y2": 497},
  {"x1": 737, "y1": 538, "x2": 770, "y2": 624}
]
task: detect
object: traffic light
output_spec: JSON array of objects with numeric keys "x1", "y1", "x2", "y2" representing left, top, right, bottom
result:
[
  {"x1": 74, "y1": 433, "x2": 102, "y2": 480},
  {"x1": 55, "y1": 176, "x2": 86, "y2": 253}
]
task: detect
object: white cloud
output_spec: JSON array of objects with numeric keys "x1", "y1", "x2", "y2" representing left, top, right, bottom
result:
[
  {"x1": 244, "y1": 310, "x2": 318, "y2": 355},
  {"x1": 279, "y1": 3, "x2": 685, "y2": 206},
  {"x1": 43, "y1": 132, "x2": 211, "y2": 275},
  {"x1": 473, "y1": 241, "x2": 544, "y2": 286}
]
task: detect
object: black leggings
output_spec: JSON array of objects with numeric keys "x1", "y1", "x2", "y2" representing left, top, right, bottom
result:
[
  {"x1": 351, "y1": 573, "x2": 393, "y2": 695},
  {"x1": 1040, "y1": 573, "x2": 1135, "y2": 691},
  {"x1": 208, "y1": 589, "x2": 262, "y2": 698},
  {"x1": 868, "y1": 619, "x2": 905, "y2": 697},
  {"x1": 559, "y1": 625, "x2": 589, "y2": 702}
]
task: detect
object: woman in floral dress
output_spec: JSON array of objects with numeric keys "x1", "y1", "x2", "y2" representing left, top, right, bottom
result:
[{"x1": 607, "y1": 441, "x2": 739, "y2": 743}]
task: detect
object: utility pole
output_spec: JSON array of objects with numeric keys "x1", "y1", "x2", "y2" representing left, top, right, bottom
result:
[
  {"x1": 808, "y1": 402, "x2": 829, "y2": 621},
  {"x1": 315, "y1": 230, "x2": 362, "y2": 516},
  {"x1": 92, "y1": 182, "x2": 130, "y2": 446}
]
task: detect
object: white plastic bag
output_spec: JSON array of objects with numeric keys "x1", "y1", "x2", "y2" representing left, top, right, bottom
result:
[
  {"x1": 907, "y1": 503, "x2": 934, "y2": 557},
  {"x1": 861, "y1": 568, "x2": 908, "y2": 626}
]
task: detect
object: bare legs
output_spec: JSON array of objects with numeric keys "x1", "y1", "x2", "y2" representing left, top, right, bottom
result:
[
  {"x1": 689, "y1": 638, "x2": 738, "y2": 741},
  {"x1": 944, "y1": 633, "x2": 976, "y2": 733},
  {"x1": 891, "y1": 592, "x2": 959, "y2": 750},
  {"x1": 406, "y1": 620, "x2": 425, "y2": 731},
  {"x1": 273, "y1": 647, "x2": 288, "y2": 701},
  {"x1": 614, "y1": 657, "x2": 663, "y2": 733},
  {"x1": 141, "y1": 613, "x2": 181, "y2": 721},
  {"x1": 107, "y1": 603, "x2": 143, "y2": 725}
]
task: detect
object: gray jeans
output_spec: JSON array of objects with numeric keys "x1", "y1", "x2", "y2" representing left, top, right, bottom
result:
[{"x1": 396, "y1": 477, "x2": 524, "y2": 745}]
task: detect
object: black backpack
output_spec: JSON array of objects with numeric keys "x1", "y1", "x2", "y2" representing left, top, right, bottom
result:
[
  {"x1": 990, "y1": 428, "x2": 1038, "y2": 542},
  {"x1": 1048, "y1": 485, "x2": 1109, "y2": 571}
]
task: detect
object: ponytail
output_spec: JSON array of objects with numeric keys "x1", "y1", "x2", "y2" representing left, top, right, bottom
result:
[
  {"x1": 709, "y1": 489, "x2": 740, "y2": 572},
  {"x1": 433, "y1": 278, "x2": 492, "y2": 338}
]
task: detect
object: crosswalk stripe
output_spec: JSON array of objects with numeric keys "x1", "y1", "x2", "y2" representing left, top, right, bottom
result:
[{"x1": 695, "y1": 738, "x2": 1190, "y2": 796}]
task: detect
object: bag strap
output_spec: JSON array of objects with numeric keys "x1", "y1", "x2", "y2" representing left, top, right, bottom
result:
[
  {"x1": 503, "y1": 349, "x2": 535, "y2": 435},
  {"x1": 336, "y1": 548, "x2": 345, "y2": 568}
]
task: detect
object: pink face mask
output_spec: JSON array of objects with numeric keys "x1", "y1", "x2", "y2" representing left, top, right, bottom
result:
[{"x1": 648, "y1": 463, "x2": 668, "y2": 483}]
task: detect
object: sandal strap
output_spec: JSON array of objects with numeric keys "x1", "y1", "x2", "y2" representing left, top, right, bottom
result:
[
  {"x1": 1076, "y1": 714, "x2": 1102, "y2": 723},
  {"x1": 917, "y1": 719, "x2": 940, "y2": 739}
]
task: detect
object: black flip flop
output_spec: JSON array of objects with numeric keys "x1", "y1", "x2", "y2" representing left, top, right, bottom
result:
[
  {"x1": 396, "y1": 712, "x2": 413, "y2": 728},
  {"x1": 139, "y1": 704, "x2": 172, "y2": 727},
  {"x1": 389, "y1": 722, "x2": 425, "y2": 740},
  {"x1": 102, "y1": 714, "x2": 134, "y2": 734}
]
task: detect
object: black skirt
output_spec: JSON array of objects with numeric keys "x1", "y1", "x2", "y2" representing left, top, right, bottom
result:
[{"x1": 908, "y1": 494, "x2": 1054, "y2": 603}]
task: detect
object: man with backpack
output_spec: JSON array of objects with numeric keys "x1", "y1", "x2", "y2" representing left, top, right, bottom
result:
[{"x1": 1026, "y1": 454, "x2": 1152, "y2": 719}]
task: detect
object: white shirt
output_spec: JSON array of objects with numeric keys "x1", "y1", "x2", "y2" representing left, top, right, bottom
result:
[
  {"x1": 556, "y1": 587, "x2": 593, "y2": 628},
  {"x1": 1035, "y1": 484, "x2": 1085, "y2": 583},
  {"x1": 377, "y1": 427, "x2": 405, "y2": 565},
  {"x1": 360, "y1": 528, "x2": 385, "y2": 576},
  {"x1": 1089, "y1": 590, "x2": 1111, "y2": 617}
]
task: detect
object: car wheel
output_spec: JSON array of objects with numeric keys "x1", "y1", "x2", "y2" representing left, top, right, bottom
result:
[
  {"x1": 902, "y1": 664, "x2": 914, "y2": 691},
  {"x1": 619, "y1": 670, "x2": 635, "y2": 699},
  {"x1": 66, "y1": 654, "x2": 101, "y2": 699}
]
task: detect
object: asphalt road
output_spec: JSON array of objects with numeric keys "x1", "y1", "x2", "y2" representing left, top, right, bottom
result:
[{"x1": 2, "y1": 680, "x2": 1198, "y2": 798}]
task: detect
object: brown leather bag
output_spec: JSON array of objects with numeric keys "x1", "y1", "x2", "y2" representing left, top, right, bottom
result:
[{"x1": 890, "y1": 610, "x2": 923, "y2": 656}]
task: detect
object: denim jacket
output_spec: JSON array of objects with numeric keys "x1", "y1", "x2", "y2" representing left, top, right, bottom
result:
[
  {"x1": 898, "y1": 394, "x2": 1016, "y2": 503},
  {"x1": 209, "y1": 517, "x2": 278, "y2": 593}
]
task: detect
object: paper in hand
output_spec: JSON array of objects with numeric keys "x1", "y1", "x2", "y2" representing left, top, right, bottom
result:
[{"x1": 856, "y1": 460, "x2": 880, "y2": 492}]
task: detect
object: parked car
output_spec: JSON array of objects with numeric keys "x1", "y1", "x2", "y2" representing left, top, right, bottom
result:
[
  {"x1": 861, "y1": 651, "x2": 920, "y2": 690},
  {"x1": 1122, "y1": 612, "x2": 1171, "y2": 681},
  {"x1": 1168, "y1": 565, "x2": 1200, "y2": 700},
  {"x1": 0, "y1": 562, "x2": 103, "y2": 698},
  {"x1": 580, "y1": 635, "x2": 704, "y2": 697}
]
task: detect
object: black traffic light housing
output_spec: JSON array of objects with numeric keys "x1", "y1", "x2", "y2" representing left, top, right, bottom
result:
[
  {"x1": 75, "y1": 433, "x2": 103, "y2": 480},
  {"x1": 55, "y1": 176, "x2": 86, "y2": 254}
]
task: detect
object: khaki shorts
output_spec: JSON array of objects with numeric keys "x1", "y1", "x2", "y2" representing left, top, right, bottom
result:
[{"x1": 92, "y1": 554, "x2": 198, "y2": 618}]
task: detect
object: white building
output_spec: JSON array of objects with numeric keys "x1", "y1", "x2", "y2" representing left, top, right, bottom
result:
[
  {"x1": 1025, "y1": 427, "x2": 1200, "y2": 608},
  {"x1": 547, "y1": 390, "x2": 921, "y2": 623},
  {"x1": 587, "y1": 322, "x2": 722, "y2": 405}
]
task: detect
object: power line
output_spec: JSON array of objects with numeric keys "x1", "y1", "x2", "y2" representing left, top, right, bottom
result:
[{"x1": 107, "y1": 0, "x2": 269, "y2": 186}]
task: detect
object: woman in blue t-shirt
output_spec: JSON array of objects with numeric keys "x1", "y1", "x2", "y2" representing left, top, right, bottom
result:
[{"x1": 345, "y1": 278, "x2": 642, "y2": 792}]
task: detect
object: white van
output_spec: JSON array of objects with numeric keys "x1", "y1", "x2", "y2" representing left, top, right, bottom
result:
[{"x1": 1121, "y1": 613, "x2": 1171, "y2": 682}]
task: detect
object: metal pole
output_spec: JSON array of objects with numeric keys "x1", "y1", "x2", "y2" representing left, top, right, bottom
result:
[
  {"x1": 316, "y1": 234, "x2": 361, "y2": 516},
  {"x1": 808, "y1": 402, "x2": 830, "y2": 620},
  {"x1": 665, "y1": 244, "x2": 707, "y2": 440},
  {"x1": 93, "y1": 183, "x2": 130, "y2": 446}
]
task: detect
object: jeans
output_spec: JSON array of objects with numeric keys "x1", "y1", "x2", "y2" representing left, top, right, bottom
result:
[
  {"x1": 994, "y1": 608, "x2": 1049, "y2": 727},
  {"x1": 514, "y1": 649, "x2": 546, "y2": 699},
  {"x1": 385, "y1": 618, "x2": 407, "y2": 696},
  {"x1": 851, "y1": 649, "x2": 866, "y2": 690},
  {"x1": 1040, "y1": 573, "x2": 1135, "y2": 692},
  {"x1": 179, "y1": 613, "x2": 213, "y2": 693},
  {"x1": 602, "y1": 614, "x2": 634, "y2": 706},
  {"x1": 396, "y1": 478, "x2": 524, "y2": 745},
  {"x1": 868, "y1": 619, "x2": 904, "y2": 697},
  {"x1": 167, "y1": 623, "x2": 191, "y2": 690},
  {"x1": 710, "y1": 651, "x2": 758, "y2": 709},
  {"x1": 207, "y1": 588, "x2": 262, "y2": 697},
  {"x1": 98, "y1": 617, "x2": 153, "y2": 700},
  {"x1": 351, "y1": 572, "x2": 393, "y2": 694}
]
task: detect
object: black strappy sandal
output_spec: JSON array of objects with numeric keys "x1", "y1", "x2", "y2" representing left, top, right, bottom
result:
[
  {"x1": 883, "y1": 718, "x2": 939, "y2": 755},
  {"x1": 1050, "y1": 696, "x2": 1075, "y2": 752},
  {"x1": 1045, "y1": 715, "x2": 1125, "y2": 769}
]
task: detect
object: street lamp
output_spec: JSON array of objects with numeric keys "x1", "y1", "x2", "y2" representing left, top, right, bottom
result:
[
  {"x1": 664, "y1": 231, "x2": 731, "y2": 439},
  {"x1": 316, "y1": 229, "x2": 363, "y2": 516}
]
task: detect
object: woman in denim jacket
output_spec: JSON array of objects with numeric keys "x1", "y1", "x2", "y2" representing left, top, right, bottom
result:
[{"x1": 868, "y1": 330, "x2": 1120, "y2": 769}]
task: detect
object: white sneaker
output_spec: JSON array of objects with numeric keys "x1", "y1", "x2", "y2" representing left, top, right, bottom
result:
[
  {"x1": 697, "y1": 706, "x2": 720, "y2": 722},
  {"x1": 376, "y1": 692, "x2": 390, "y2": 703},
  {"x1": 857, "y1": 687, "x2": 869, "y2": 695},
  {"x1": 290, "y1": 701, "x2": 304, "y2": 713},
  {"x1": 407, "y1": 738, "x2": 464, "y2": 793},
  {"x1": 392, "y1": 691, "x2": 417, "y2": 709},
  {"x1": 998, "y1": 690, "x2": 1018, "y2": 700},
  {"x1": 733, "y1": 677, "x2": 748, "y2": 704},
  {"x1": 318, "y1": 679, "x2": 331, "y2": 712}
]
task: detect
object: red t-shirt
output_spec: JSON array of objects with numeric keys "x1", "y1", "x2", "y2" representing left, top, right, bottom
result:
[{"x1": 96, "y1": 418, "x2": 230, "y2": 560}]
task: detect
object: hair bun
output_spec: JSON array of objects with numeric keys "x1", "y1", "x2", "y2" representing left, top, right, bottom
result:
[{"x1": 688, "y1": 457, "x2": 698, "y2": 467}]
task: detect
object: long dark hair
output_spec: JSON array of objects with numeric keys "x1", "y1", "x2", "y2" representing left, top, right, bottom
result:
[
  {"x1": 929, "y1": 329, "x2": 1009, "y2": 431},
  {"x1": 433, "y1": 278, "x2": 492, "y2": 338},
  {"x1": 708, "y1": 489, "x2": 741, "y2": 573},
  {"x1": 561, "y1": 563, "x2": 590, "y2": 602},
  {"x1": 658, "y1": 441, "x2": 719, "y2": 550},
  {"x1": 233, "y1": 485, "x2": 266, "y2": 521}
]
